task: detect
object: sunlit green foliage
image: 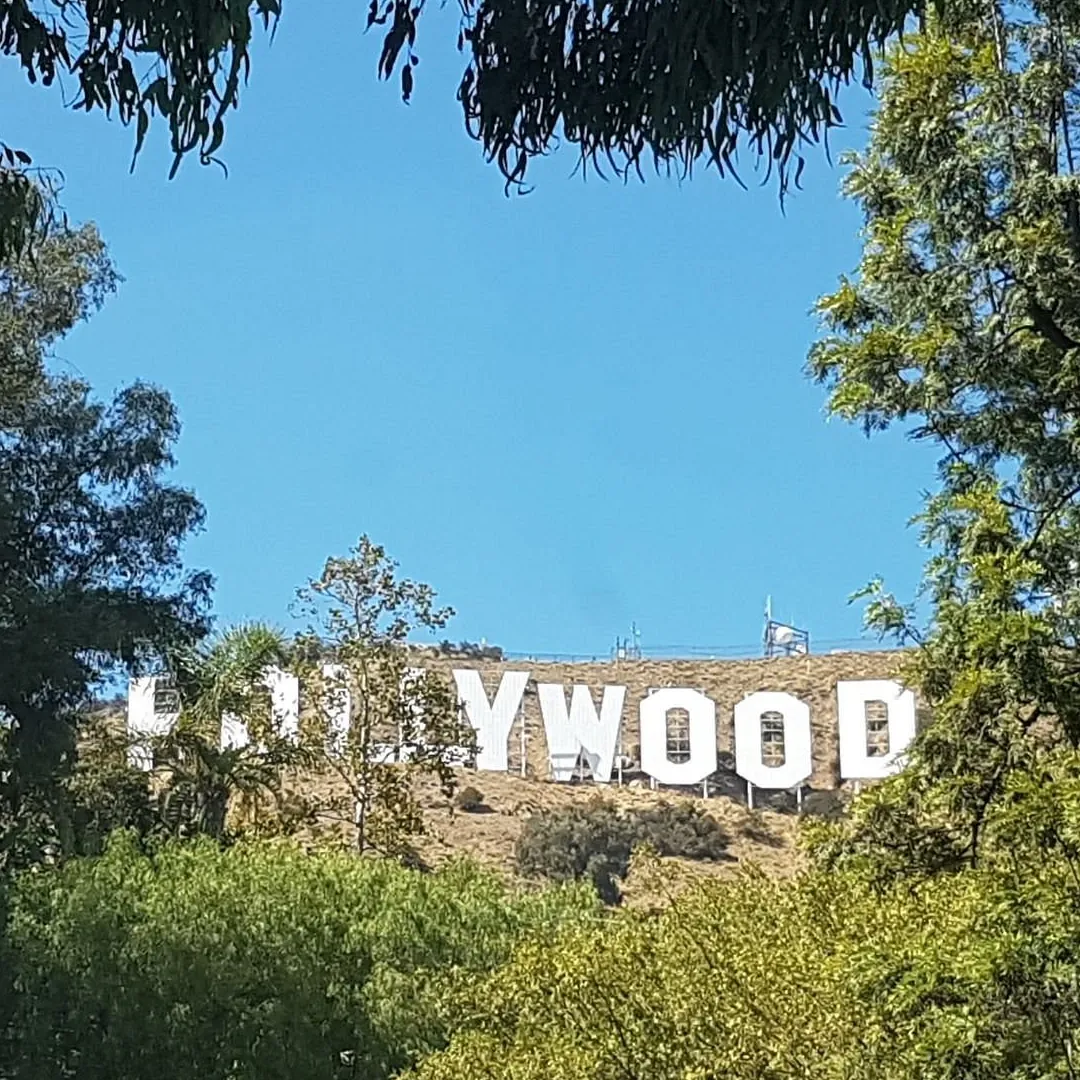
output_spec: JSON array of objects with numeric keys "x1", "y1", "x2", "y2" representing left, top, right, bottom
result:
[
  {"x1": 807, "y1": 0, "x2": 1080, "y2": 877},
  {"x1": 294, "y1": 536, "x2": 477, "y2": 855},
  {"x1": 414, "y1": 841, "x2": 1080, "y2": 1080},
  {"x1": 0, "y1": 834, "x2": 600, "y2": 1080}
]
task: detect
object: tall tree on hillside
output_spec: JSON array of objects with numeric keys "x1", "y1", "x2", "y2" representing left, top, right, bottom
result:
[
  {"x1": 294, "y1": 536, "x2": 476, "y2": 856},
  {"x1": 0, "y1": 225, "x2": 210, "y2": 871},
  {"x1": 806, "y1": 0, "x2": 1080, "y2": 876}
]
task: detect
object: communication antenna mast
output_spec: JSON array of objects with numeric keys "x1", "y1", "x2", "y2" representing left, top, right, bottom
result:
[
  {"x1": 763, "y1": 597, "x2": 810, "y2": 658},
  {"x1": 612, "y1": 622, "x2": 643, "y2": 661}
]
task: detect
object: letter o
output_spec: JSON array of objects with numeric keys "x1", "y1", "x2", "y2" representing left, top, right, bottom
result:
[
  {"x1": 639, "y1": 688, "x2": 717, "y2": 786},
  {"x1": 734, "y1": 691, "x2": 812, "y2": 790}
]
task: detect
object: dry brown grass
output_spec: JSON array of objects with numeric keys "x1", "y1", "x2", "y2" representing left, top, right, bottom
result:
[{"x1": 404, "y1": 770, "x2": 803, "y2": 901}]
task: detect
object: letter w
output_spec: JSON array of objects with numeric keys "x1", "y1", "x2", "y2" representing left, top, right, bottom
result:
[{"x1": 537, "y1": 684, "x2": 626, "y2": 783}]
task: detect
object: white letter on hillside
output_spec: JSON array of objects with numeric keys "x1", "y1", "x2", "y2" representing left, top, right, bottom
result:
[
  {"x1": 220, "y1": 712, "x2": 249, "y2": 752},
  {"x1": 221, "y1": 666, "x2": 300, "y2": 752},
  {"x1": 127, "y1": 676, "x2": 180, "y2": 770},
  {"x1": 734, "y1": 691, "x2": 812, "y2": 791},
  {"x1": 537, "y1": 683, "x2": 626, "y2": 782},
  {"x1": 266, "y1": 666, "x2": 300, "y2": 742},
  {"x1": 453, "y1": 669, "x2": 529, "y2": 771},
  {"x1": 837, "y1": 679, "x2": 915, "y2": 780},
  {"x1": 639, "y1": 688, "x2": 717, "y2": 786}
]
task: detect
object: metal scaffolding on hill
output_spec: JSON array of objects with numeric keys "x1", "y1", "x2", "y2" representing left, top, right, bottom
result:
[{"x1": 762, "y1": 597, "x2": 810, "y2": 658}]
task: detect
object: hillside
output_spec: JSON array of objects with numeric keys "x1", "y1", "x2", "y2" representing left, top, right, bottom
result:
[
  {"x1": 406, "y1": 769, "x2": 804, "y2": 901},
  {"x1": 93, "y1": 705, "x2": 805, "y2": 896}
]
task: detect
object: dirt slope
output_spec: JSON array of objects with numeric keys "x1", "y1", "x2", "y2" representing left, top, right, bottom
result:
[{"x1": 407, "y1": 770, "x2": 802, "y2": 898}]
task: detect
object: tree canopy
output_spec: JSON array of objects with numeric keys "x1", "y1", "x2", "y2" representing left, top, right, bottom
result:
[
  {"x1": 294, "y1": 536, "x2": 476, "y2": 855},
  {"x1": 0, "y1": 833, "x2": 599, "y2": 1080},
  {"x1": 0, "y1": 0, "x2": 940, "y2": 261},
  {"x1": 0, "y1": 225, "x2": 210, "y2": 872},
  {"x1": 413, "y1": 844, "x2": 1080, "y2": 1080},
  {"x1": 11, "y1": 5, "x2": 1080, "y2": 1077},
  {"x1": 803, "y1": 0, "x2": 1080, "y2": 877},
  {"x1": 387, "y1": 0, "x2": 915, "y2": 194}
]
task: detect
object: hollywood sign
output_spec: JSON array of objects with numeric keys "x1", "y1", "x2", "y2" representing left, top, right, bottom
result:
[{"x1": 128, "y1": 667, "x2": 916, "y2": 791}]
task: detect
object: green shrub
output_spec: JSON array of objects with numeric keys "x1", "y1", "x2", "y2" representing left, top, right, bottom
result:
[
  {"x1": 516, "y1": 800, "x2": 731, "y2": 904},
  {"x1": 634, "y1": 801, "x2": 730, "y2": 861},
  {"x1": 412, "y1": 863, "x2": 1080, "y2": 1080},
  {"x1": 454, "y1": 786, "x2": 485, "y2": 812},
  {"x1": 0, "y1": 832, "x2": 599, "y2": 1080},
  {"x1": 515, "y1": 800, "x2": 636, "y2": 904},
  {"x1": 67, "y1": 728, "x2": 159, "y2": 856}
]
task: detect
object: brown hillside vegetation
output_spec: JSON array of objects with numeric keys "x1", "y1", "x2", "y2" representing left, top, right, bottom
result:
[
  {"x1": 402, "y1": 770, "x2": 803, "y2": 902},
  {"x1": 93, "y1": 706, "x2": 804, "y2": 900}
]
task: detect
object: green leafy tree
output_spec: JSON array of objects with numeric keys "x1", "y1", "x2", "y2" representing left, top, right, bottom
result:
[
  {"x1": 414, "y1": 833, "x2": 1080, "y2": 1080},
  {"x1": 0, "y1": 223, "x2": 116, "y2": 422},
  {"x1": 0, "y1": 0, "x2": 960, "y2": 255},
  {"x1": 0, "y1": 226, "x2": 210, "y2": 872},
  {"x1": 0, "y1": 833, "x2": 599, "y2": 1080},
  {"x1": 154, "y1": 729, "x2": 297, "y2": 842},
  {"x1": 805, "y1": 0, "x2": 1080, "y2": 877},
  {"x1": 65, "y1": 711, "x2": 159, "y2": 857},
  {"x1": 294, "y1": 536, "x2": 476, "y2": 855}
]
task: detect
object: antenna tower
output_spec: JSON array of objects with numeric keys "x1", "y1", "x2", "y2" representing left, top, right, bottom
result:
[
  {"x1": 612, "y1": 622, "x2": 643, "y2": 661},
  {"x1": 762, "y1": 597, "x2": 810, "y2": 658}
]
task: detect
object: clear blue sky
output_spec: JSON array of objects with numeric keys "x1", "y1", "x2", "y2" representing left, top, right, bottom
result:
[{"x1": 6, "y1": 4, "x2": 939, "y2": 657}]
